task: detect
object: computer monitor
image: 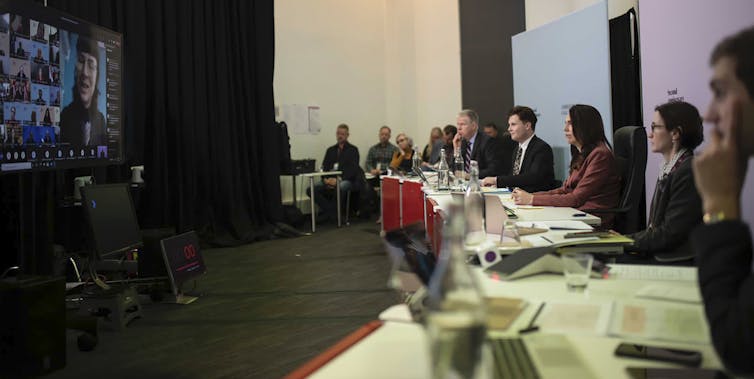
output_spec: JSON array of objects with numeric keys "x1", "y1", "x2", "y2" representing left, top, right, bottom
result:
[
  {"x1": 0, "y1": 0, "x2": 125, "y2": 173},
  {"x1": 160, "y1": 231, "x2": 206, "y2": 304},
  {"x1": 80, "y1": 183, "x2": 142, "y2": 260}
]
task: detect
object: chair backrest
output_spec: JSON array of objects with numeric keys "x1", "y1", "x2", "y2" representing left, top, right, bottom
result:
[{"x1": 612, "y1": 126, "x2": 647, "y2": 234}]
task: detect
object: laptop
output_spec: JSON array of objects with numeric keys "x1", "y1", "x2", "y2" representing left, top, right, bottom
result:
[{"x1": 160, "y1": 231, "x2": 207, "y2": 304}]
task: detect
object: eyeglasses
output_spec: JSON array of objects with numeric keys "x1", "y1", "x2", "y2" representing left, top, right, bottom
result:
[{"x1": 647, "y1": 123, "x2": 665, "y2": 132}]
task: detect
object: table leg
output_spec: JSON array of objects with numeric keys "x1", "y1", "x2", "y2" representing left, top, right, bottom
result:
[
  {"x1": 292, "y1": 175, "x2": 297, "y2": 207},
  {"x1": 310, "y1": 176, "x2": 316, "y2": 233},
  {"x1": 336, "y1": 176, "x2": 342, "y2": 227}
]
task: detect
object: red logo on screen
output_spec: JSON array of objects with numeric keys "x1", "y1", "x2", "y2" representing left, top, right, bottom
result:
[{"x1": 183, "y1": 244, "x2": 197, "y2": 260}]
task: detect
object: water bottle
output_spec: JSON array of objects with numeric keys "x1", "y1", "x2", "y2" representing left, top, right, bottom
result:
[
  {"x1": 426, "y1": 201, "x2": 487, "y2": 379},
  {"x1": 412, "y1": 146, "x2": 422, "y2": 172},
  {"x1": 464, "y1": 160, "x2": 486, "y2": 245},
  {"x1": 437, "y1": 148, "x2": 449, "y2": 190},
  {"x1": 453, "y1": 148, "x2": 465, "y2": 190}
]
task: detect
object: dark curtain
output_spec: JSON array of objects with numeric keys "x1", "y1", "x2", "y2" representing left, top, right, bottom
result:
[
  {"x1": 41, "y1": 0, "x2": 281, "y2": 246},
  {"x1": 459, "y1": 0, "x2": 525, "y2": 126},
  {"x1": 610, "y1": 8, "x2": 645, "y2": 231},
  {"x1": 609, "y1": 8, "x2": 642, "y2": 132}
]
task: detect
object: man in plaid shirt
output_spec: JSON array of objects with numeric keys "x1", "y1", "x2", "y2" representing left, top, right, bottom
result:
[{"x1": 365, "y1": 125, "x2": 398, "y2": 176}]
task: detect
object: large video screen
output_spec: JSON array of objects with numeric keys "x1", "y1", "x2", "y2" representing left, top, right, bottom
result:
[{"x1": 0, "y1": 0, "x2": 123, "y2": 173}]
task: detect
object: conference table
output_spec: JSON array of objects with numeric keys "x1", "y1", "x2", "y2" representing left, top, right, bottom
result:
[
  {"x1": 287, "y1": 174, "x2": 724, "y2": 379},
  {"x1": 295, "y1": 265, "x2": 722, "y2": 379}
]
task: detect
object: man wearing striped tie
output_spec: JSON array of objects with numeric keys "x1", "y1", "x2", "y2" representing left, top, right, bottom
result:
[
  {"x1": 452, "y1": 109, "x2": 504, "y2": 179},
  {"x1": 481, "y1": 106, "x2": 557, "y2": 192}
]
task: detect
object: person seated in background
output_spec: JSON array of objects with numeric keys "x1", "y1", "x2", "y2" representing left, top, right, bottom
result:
[
  {"x1": 691, "y1": 25, "x2": 754, "y2": 375},
  {"x1": 425, "y1": 124, "x2": 457, "y2": 168},
  {"x1": 421, "y1": 126, "x2": 443, "y2": 164},
  {"x1": 483, "y1": 121, "x2": 517, "y2": 175},
  {"x1": 623, "y1": 101, "x2": 704, "y2": 263},
  {"x1": 453, "y1": 109, "x2": 504, "y2": 178},
  {"x1": 389, "y1": 133, "x2": 415, "y2": 174},
  {"x1": 512, "y1": 104, "x2": 620, "y2": 228},
  {"x1": 481, "y1": 106, "x2": 556, "y2": 192},
  {"x1": 365, "y1": 125, "x2": 397, "y2": 176},
  {"x1": 306, "y1": 123, "x2": 361, "y2": 223}
]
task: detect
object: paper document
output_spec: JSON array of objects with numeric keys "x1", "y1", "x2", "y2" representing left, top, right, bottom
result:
[
  {"x1": 635, "y1": 284, "x2": 702, "y2": 304},
  {"x1": 608, "y1": 264, "x2": 697, "y2": 281},
  {"x1": 539, "y1": 220, "x2": 594, "y2": 230},
  {"x1": 609, "y1": 301, "x2": 709, "y2": 344},
  {"x1": 486, "y1": 297, "x2": 527, "y2": 331},
  {"x1": 538, "y1": 301, "x2": 613, "y2": 336}
]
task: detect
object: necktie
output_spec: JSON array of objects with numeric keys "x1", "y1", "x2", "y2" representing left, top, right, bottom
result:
[
  {"x1": 464, "y1": 142, "x2": 472, "y2": 173},
  {"x1": 512, "y1": 146, "x2": 523, "y2": 175}
]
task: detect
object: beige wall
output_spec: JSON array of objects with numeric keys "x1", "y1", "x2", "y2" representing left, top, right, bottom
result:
[
  {"x1": 524, "y1": 0, "x2": 637, "y2": 30},
  {"x1": 275, "y1": 0, "x2": 461, "y2": 205}
]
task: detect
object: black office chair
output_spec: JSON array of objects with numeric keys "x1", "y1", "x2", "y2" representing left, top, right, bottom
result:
[{"x1": 584, "y1": 126, "x2": 647, "y2": 234}]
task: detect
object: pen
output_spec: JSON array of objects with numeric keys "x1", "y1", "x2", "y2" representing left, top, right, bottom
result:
[
  {"x1": 519, "y1": 302, "x2": 546, "y2": 334},
  {"x1": 541, "y1": 235, "x2": 554, "y2": 244}
]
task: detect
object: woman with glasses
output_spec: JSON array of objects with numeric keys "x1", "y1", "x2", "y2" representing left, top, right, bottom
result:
[
  {"x1": 511, "y1": 104, "x2": 621, "y2": 228},
  {"x1": 390, "y1": 133, "x2": 415, "y2": 174},
  {"x1": 624, "y1": 101, "x2": 703, "y2": 263}
]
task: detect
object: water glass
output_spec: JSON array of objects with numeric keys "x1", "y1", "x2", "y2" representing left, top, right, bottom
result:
[{"x1": 561, "y1": 253, "x2": 593, "y2": 292}]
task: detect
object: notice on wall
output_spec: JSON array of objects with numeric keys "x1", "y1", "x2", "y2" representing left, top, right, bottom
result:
[
  {"x1": 281, "y1": 104, "x2": 321, "y2": 135},
  {"x1": 282, "y1": 104, "x2": 309, "y2": 135},
  {"x1": 308, "y1": 106, "x2": 321, "y2": 134}
]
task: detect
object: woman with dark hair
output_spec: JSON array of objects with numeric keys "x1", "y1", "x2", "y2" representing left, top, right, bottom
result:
[
  {"x1": 512, "y1": 104, "x2": 621, "y2": 228},
  {"x1": 624, "y1": 101, "x2": 704, "y2": 263}
]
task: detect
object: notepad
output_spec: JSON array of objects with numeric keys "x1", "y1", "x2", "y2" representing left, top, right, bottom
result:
[
  {"x1": 485, "y1": 297, "x2": 528, "y2": 331},
  {"x1": 607, "y1": 264, "x2": 697, "y2": 281},
  {"x1": 609, "y1": 301, "x2": 709, "y2": 344},
  {"x1": 635, "y1": 284, "x2": 702, "y2": 304}
]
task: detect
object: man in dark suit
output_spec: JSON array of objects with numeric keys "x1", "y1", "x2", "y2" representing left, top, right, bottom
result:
[
  {"x1": 691, "y1": 26, "x2": 754, "y2": 375},
  {"x1": 306, "y1": 123, "x2": 361, "y2": 222},
  {"x1": 452, "y1": 109, "x2": 503, "y2": 178},
  {"x1": 483, "y1": 121, "x2": 517, "y2": 176},
  {"x1": 481, "y1": 105, "x2": 556, "y2": 192}
]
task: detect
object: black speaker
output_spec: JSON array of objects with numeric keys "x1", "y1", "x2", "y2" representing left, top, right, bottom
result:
[
  {"x1": 0, "y1": 275, "x2": 66, "y2": 377},
  {"x1": 137, "y1": 228, "x2": 176, "y2": 278}
]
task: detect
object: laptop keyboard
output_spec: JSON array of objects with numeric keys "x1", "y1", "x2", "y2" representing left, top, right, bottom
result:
[{"x1": 489, "y1": 337, "x2": 540, "y2": 379}]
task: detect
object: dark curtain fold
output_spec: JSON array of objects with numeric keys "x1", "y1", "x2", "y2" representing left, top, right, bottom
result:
[
  {"x1": 609, "y1": 8, "x2": 642, "y2": 132},
  {"x1": 42, "y1": 0, "x2": 281, "y2": 246}
]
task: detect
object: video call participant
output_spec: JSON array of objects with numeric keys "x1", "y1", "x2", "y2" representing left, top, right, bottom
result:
[
  {"x1": 306, "y1": 124, "x2": 360, "y2": 223},
  {"x1": 60, "y1": 36, "x2": 106, "y2": 146},
  {"x1": 365, "y1": 125, "x2": 397, "y2": 176},
  {"x1": 481, "y1": 106, "x2": 556, "y2": 192},
  {"x1": 389, "y1": 133, "x2": 415, "y2": 174},
  {"x1": 483, "y1": 121, "x2": 517, "y2": 175},
  {"x1": 452, "y1": 109, "x2": 503, "y2": 178},
  {"x1": 512, "y1": 104, "x2": 620, "y2": 229},
  {"x1": 623, "y1": 101, "x2": 703, "y2": 263},
  {"x1": 692, "y1": 25, "x2": 754, "y2": 375}
]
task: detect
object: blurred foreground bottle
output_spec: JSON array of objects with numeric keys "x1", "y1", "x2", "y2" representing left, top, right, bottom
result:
[{"x1": 425, "y1": 202, "x2": 487, "y2": 379}]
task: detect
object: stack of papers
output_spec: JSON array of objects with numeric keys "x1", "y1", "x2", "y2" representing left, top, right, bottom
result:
[{"x1": 608, "y1": 301, "x2": 709, "y2": 344}]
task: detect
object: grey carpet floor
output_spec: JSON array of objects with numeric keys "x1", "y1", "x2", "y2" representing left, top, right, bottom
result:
[{"x1": 45, "y1": 219, "x2": 400, "y2": 379}]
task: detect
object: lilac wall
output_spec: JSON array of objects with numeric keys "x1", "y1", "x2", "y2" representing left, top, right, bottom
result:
[{"x1": 639, "y1": 0, "x2": 754, "y2": 231}]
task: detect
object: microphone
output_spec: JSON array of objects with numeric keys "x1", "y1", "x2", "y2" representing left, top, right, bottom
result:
[{"x1": 412, "y1": 167, "x2": 429, "y2": 185}]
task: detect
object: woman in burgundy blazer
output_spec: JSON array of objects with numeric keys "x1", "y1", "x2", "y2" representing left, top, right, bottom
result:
[{"x1": 512, "y1": 104, "x2": 621, "y2": 228}]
